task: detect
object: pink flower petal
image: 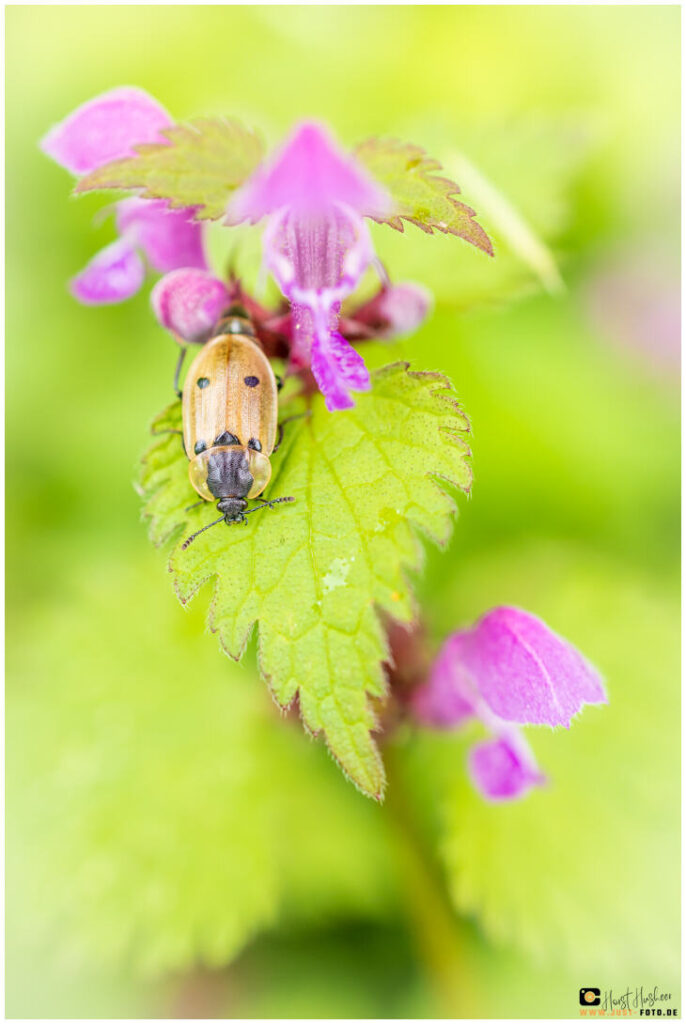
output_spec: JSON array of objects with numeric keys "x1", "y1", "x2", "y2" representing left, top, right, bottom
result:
[
  {"x1": 116, "y1": 198, "x2": 207, "y2": 273},
  {"x1": 41, "y1": 86, "x2": 170, "y2": 176},
  {"x1": 151, "y1": 269, "x2": 230, "y2": 344},
  {"x1": 70, "y1": 237, "x2": 146, "y2": 305},
  {"x1": 264, "y1": 206, "x2": 374, "y2": 298},
  {"x1": 228, "y1": 122, "x2": 387, "y2": 412},
  {"x1": 262, "y1": 206, "x2": 374, "y2": 404},
  {"x1": 311, "y1": 330, "x2": 371, "y2": 412},
  {"x1": 413, "y1": 607, "x2": 605, "y2": 803},
  {"x1": 462, "y1": 606, "x2": 607, "y2": 728},
  {"x1": 228, "y1": 121, "x2": 390, "y2": 222},
  {"x1": 411, "y1": 631, "x2": 475, "y2": 728},
  {"x1": 352, "y1": 282, "x2": 433, "y2": 339},
  {"x1": 468, "y1": 736, "x2": 546, "y2": 802}
]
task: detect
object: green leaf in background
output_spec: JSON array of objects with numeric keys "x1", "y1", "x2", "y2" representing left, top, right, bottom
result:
[
  {"x1": 7, "y1": 571, "x2": 279, "y2": 978},
  {"x1": 6, "y1": 559, "x2": 399, "y2": 990},
  {"x1": 448, "y1": 149, "x2": 564, "y2": 295},
  {"x1": 355, "y1": 137, "x2": 494, "y2": 256},
  {"x1": 75, "y1": 117, "x2": 264, "y2": 219},
  {"x1": 401, "y1": 544, "x2": 680, "y2": 983},
  {"x1": 370, "y1": 117, "x2": 592, "y2": 310},
  {"x1": 140, "y1": 362, "x2": 472, "y2": 798}
]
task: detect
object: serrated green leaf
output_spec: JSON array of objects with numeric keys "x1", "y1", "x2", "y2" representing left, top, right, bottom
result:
[
  {"x1": 75, "y1": 117, "x2": 265, "y2": 219},
  {"x1": 355, "y1": 137, "x2": 493, "y2": 256},
  {"x1": 140, "y1": 362, "x2": 472, "y2": 798},
  {"x1": 369, "y1": 117, "x2": 592, "y2": 310}
]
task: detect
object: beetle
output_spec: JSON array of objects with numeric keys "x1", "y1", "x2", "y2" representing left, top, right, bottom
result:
[{"x1": 179, "y1": 306, "x2": 295, "y2": 548}]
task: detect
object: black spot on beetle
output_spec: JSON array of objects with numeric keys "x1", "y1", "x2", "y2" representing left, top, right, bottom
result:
[
  {"x1": 197, "y1": 377, "x2": 210, "y2": 389},
  {"x1": 243, "y1": 375, "x2": 259, "y2": 388},
  {"x1": 214, "y1": 431, "x2": 239, "y2": 446},
  {"x1": 248, "y1": 438, "x2": 262, "y2": 452},
  {"x1": 194, "y1": 440, "x2": 207, "y2": 455}
]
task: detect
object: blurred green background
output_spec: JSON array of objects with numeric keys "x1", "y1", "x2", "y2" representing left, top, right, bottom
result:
[{"x1": 6, "y1": 5, "x2": 680, "y2": 1019}]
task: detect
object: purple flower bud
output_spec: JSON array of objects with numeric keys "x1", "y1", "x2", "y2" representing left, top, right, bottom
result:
[
  {"x1": 468, "y1": 736, "x2": 546, "y2": 802},
  {"x1": 352, "y1": 282, "x2": 433, "y2": 339},
  {"x1": 151, "y1": 269, "x2": 230, "y2": 345}
]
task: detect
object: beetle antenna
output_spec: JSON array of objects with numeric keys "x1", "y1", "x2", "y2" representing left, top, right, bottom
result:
[
  {"x1": 181, "y1": 514, "x2": 225, "y2": 550},
  {"x1": 244, "y1": 496, "x2": 295, "y2": 515}
]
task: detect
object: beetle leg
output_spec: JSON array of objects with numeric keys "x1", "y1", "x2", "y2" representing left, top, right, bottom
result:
[
  {"x1": 173, "y1": 346, "x2": 187, "y2": 398},
  {"x1": 184, "y1": 499, "x2": 206, "y2": 513},
  {"x1": 151, "y1": 428, "x2": 186, "y2": 456},
  {"x1": 273, "y1": 411, "x2": 311, "y2": 452},
  {"x1": 274, "y1": 373, "x2": 284, "y2": 391}
]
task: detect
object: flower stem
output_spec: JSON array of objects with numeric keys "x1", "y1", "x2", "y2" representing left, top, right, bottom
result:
[{"x1": 384, "y1": 742, "x2": 475, "y2": 1018}]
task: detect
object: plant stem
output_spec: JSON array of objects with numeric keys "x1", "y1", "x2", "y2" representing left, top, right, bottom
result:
[{"x1": 384, "y1": 742, "x2": 475, "y2": 1018}]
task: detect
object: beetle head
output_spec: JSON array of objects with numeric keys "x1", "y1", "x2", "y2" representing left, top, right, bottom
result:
[
  {"x1": 216, "y1": 496, "x2": 249, "y2": 523},
  {"x1": 215, "y1": 303, "x2": 255, "y2": 338}
]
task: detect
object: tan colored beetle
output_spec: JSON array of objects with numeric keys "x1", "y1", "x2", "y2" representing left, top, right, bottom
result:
[{"x1": 180, "y1": 307, "x2": 295, "y2": 547}]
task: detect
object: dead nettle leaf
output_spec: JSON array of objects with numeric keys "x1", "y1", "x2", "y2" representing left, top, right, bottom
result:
[
  {"x1": 75, "y1": 117, "x2": 265, "y2": 220},
  {"x1": 355, "y1": 137, "x2": 494, "y2": 256},
  {"x1": 139, "y1": 363, "x2": 472, "y2": 799}
]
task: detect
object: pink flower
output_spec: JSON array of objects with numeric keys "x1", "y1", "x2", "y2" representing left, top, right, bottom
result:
[
  {"x1": 41, "y1": 86, "x2": 169, "y2": 174},
  {"x1": 412, "y1": 606, "x2": 607, "y2": 801},
  {"x1": 585, "y1": 250, "x2": 680, "y2": 375},
  {"x1": 227, "y1": 122, "x2": 391, "y2": 411},
  {"x1": 41, "y1": 87, "x2": 207, "y2": 304}
]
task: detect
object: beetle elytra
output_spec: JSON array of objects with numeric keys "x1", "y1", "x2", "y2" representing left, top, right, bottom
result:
[{"x1": 180, "y1": 308, "x2": 295, "y2": 547}]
